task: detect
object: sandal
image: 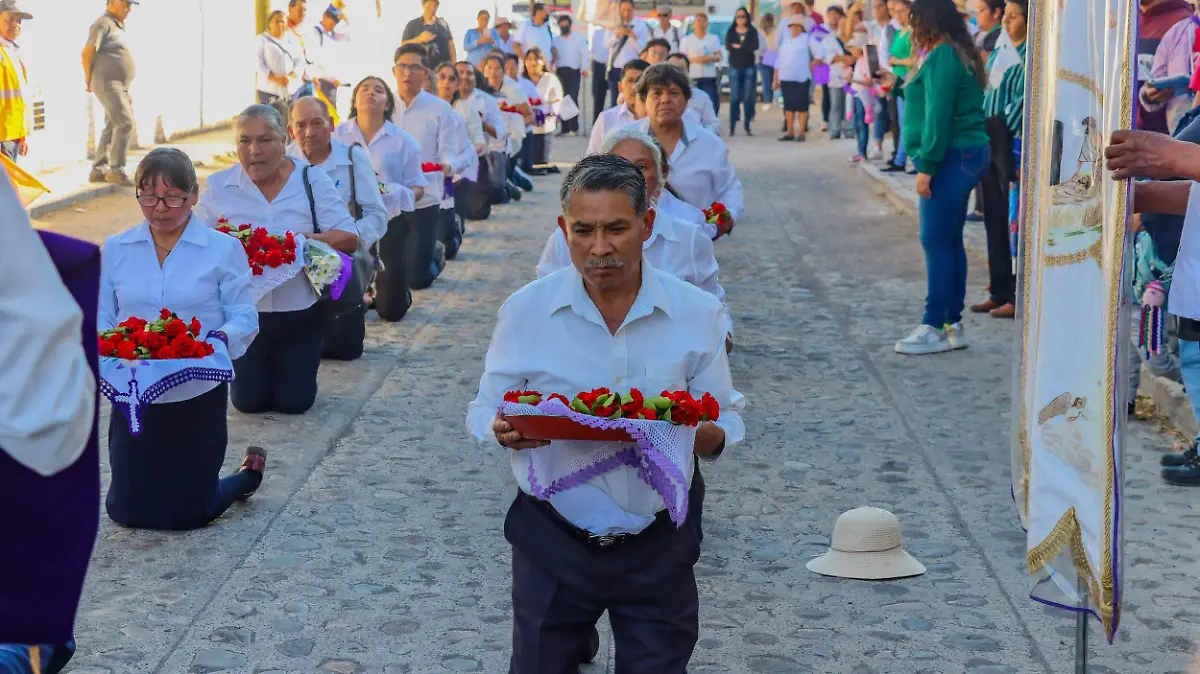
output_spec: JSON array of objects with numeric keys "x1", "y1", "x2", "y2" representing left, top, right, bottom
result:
[{"x1": 237, "y1": 446, "x2": 267, "y2": 500}]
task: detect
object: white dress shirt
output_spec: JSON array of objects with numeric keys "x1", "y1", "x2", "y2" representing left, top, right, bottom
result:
[
  {"x1": 99, "y1": 217, "x2": 260, "y2": 403},
  {"x1": 446, "y1": 105, "x2": 481, "y2": 185},
  {"x1": 775, "y1": 32, "x2": 823, "y2": 83},
  {"x1": 333, "y1": 119, "x2": 426, "y2": 218},
  {"x1": 495, "y1": 31, "x2": 516, "y2": 55},
  {"x1": 257, "y1": 33, "x2": 300, "y2": 99},
  {"x1": 308, "y1": 23, "x2": 351, "y2": 82},
  {"x1": 497, "y1": 76, "x2": 531, "y2": 150},
  {"x1": 606, "y1": 22, "x2": 650, "y2": 70},
  {"x1": 553, "y1": 32, "x2": 590, "y2": 72},
  {"x1": 454, "y1": 98, "x2": 487, "y2": 156},
  {"x1": 687, "y1": 88, "x2": 722, "y2": 136},
  {"x1": 587, "y1": 103, "x2": 637, "y2": 155},
  {"x1": 514, "y1": 20, "x2": 556, "y2": 66},
  {"x1": 536, "y1": 211, "x2": 733, "y2": 336},
  {"x1": 287, "y1": 138, "x2": 389, "y2": 247},
  {"x1": 531, "y1": 73, "x2": 564, "y2": 135},
  {"x1": 472, "y1": 89, "x2": 508, "y2": 154},
  {"x1": 589, "y1": 27, "x2": 609, "y2": 64},
  {"x1": 651, "y1": 22, "x2": 683, "y2": 52},
  {"x1": 635, "y1": 117, "x2": 744, "y2": 222},
  {"x1": 680, "y1": 32, "x2": 723, "y2": 79},
  {"x1": 393, "y1": 90, "x2": 458, "y2": 210},
  {"x1": 466, "y1": 260, "x2": 746, "y2": 534},
  {"x1": 284, "y1": 26, "x2": 311, "y2": 81},
  {"x1": 659, "y1": 188, "x2": 716, "y2": 239},
  {"x1": 195, "y1": 160, "x2": 357, "y2": 313},
  {"x1": 0, "y1": 179, "x2": 95, "y2": 477}
]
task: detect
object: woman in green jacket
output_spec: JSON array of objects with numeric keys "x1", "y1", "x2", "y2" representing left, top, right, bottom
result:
[{"x1": 894, "y1": 0, "x2": 991, "y2": 356}]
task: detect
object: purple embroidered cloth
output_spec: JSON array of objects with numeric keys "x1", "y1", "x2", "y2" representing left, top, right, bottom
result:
[
  {"x1": 98, "y1": 338, "x2": 233, "y2": 435},
  {"x1": 498, "y1": 399, "x2": 695, "y2": 525}
]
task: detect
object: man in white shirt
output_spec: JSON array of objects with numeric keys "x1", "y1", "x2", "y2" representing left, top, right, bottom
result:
[
  {"x1": 467, "y1": 153, "x2": 744, "y2": 672},
  {"x1": 664, "y1": 51, "x2": 722, "y2": 136},
  {"x1": 679, "y1": 13, "x2": 723, "y2": 116},
  {"x1": 553, "y1": 14, "x2": 589, "y2": 136},
  {"x1": 605, "y1": 0, "x2": 650, "y2": 107},
  {"x1": 289, "y1": 96, "x2": 387, "y2": 360},
  {"x1": 589, "y1": 25, "x2": 610, "y2": 122},
  {"x1": 651, "y1": 5, "x2": 683, "y2": 52},
  {"x1": 586, "y1": 58, "x2": 648, "y2": 155},
  {"x1": 393, "y1": 44, "x2": 457, "y2": 290},
  {"x1": 308, "y1": 6, "x2": 350, "y2": 106},
  {"x1": 513, "y1": 3, "x2": 556, "y2": 71}
]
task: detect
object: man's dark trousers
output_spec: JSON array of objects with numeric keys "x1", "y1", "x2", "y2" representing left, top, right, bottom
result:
[
  {"x1": 592, "y1": 60, "x2": 609, "y2": 122},
  {"x1": 505, "y1": 492, "x2": 699, "y2": 673},
  {"x1": 557, "y1": 66, "x2": 582, "y2": 134},
  {"x1": 607, "y1": 66, "x2": 624, "y2": 109},
  {"x1": 980, "y1": 115, "x2": 1016, "y2": 306}
]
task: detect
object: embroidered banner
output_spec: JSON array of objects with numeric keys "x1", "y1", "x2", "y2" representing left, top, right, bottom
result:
[{"x1": 1012, "y1": 0, "x2": 1134, "y2": 641}]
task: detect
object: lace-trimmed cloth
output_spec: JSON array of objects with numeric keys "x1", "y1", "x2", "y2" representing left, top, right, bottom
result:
[
  {"x1": 99, "y1": 334, "x2": 233, "y2": 436},
  {"x1": 246, "y1": 233, "x2": 307, "y2": 301},
  {"x1": 497, "y1": 398, "x2": 696, "y2": 526}
]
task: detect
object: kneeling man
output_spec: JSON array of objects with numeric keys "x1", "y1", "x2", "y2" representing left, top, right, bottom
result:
[{"x1": 467, "y1": 154, "x2": 745, "y2": 672}]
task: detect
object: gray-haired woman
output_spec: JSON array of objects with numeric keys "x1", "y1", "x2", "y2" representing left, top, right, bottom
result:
[
  {"x1": 196, "y1": 104, "x2": 358, "y2": 414},
  {"x1": 100, "y1": 148, "x2": 265, "y2": 530}
]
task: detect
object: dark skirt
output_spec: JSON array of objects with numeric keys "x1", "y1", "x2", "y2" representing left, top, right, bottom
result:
[
  {"x1": 231, "y1": 306, "x2": 323, "y2": 414},
  {"x1": 780, "y1": 80, "x2": 812, "y2": 113},
  {"x1": 106, "y1": 384, "x2": 258, "y2": 531}
]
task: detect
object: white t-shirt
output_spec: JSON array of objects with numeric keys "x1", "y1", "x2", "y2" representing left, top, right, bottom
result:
[
  {"x1": 514, "y1": 20, "x2": 556, "y2": 66},
  {"x1": 775, "y1": 32, "x2": 822, "y2": 83},
  {"x1": 680, "y1": 32, "x2": 723, "y2": 79},
  {"x1": 822, "y1": 36, "x2": 846, "y2": 87}
]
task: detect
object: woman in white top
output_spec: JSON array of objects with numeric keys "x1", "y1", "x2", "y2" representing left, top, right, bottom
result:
[
  {"x1": 334, "y1": 76, "x2": 427, "y2": 323},
  {"x1": 773, "y1": 14, "x2": 825, "y2": 141},
  {"x1": 197, "y1": 105, "x2": 358, "y2": 415},
  {"x1": 522, "y1": 48, "x2": 563, "y2": 171},
  {"x1": 100, "y1": 148, "x2": 265, "y2": 530},
  {"x1": 433, "y1": 62, "x2": 482, "y2": 260},
  {"x1": 256, "y1": 10, "x2": 300, "y2": 105}
]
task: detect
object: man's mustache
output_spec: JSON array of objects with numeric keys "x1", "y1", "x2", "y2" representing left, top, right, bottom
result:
[{"x1": 585, "y1": 257, "x2": 625, "y2": 269}]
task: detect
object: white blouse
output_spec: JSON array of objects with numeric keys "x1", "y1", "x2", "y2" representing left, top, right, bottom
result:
[
  {"x1": 256, "y1": 33, "x2": 300, "y2": 99},
  {"x1": 445, "y1": 104, "x2": 480, "y2": 185},
  {"x1": 530, "y1": 72, "x2": 564, "y2": 135},
  {"x1": 99, "y1": 217, "x2": 260, "y2": 403},
  {"x1": 392, "y1": 90, "x2": 459, "y2": 210},
  {"x1": 333, "y1": 120, "x2": 427, "y2": 219},
  {"x1": 195, "y1": 160, "x2": 357, "y2": 313}
]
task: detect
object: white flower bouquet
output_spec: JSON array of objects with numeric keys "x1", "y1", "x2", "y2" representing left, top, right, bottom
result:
[{"x1": 303, "y1": 239, "x2": 352, "y2": 299}]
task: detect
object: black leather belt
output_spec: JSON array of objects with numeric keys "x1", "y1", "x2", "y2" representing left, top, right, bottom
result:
[
  {"x1": 1181, "y1": 317, "x2": 1200, "y2": 342},
  {"x1": 520, "y1": 491, "x2": 673, "y2": 549}
]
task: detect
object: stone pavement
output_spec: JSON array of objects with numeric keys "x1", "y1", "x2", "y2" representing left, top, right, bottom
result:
[{"x1": 35, "y1": 124, "x2": 1200, "y2": 674}]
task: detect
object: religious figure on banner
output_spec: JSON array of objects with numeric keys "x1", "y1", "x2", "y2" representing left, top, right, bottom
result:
[{"x1": 1012, "y1": 0, "x2": 1133, "y2": 642}]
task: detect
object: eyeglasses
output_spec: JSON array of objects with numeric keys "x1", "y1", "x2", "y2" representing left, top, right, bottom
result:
[
  {"x1": 136, "y1": 189, "x2": 194, "y2": 209},
  {"x1": 394, "y1": 63, "x2": 427, "y2": 74}
]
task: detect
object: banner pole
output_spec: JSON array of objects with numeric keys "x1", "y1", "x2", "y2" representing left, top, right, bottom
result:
[{"x1": 1075, "y1": 578, "x2": 1089, "y2": 674}]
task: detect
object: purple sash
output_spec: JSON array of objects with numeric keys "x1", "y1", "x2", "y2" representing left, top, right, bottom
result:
[{"x1": 0, "y1": 231, "x2": 100, "y2": 644}]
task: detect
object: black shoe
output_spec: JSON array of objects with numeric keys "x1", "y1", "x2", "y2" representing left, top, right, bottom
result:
[
  {"x1": 1163, "y1": 456, "x2": 1200, "y2": 485},
  {"x1": 526, "y1": 167, "x2": 548, "y2": 176},
  {"x1": 1127, "y1": 400, "x2": 1137, "y2": 418},
  {"x1": 744, "y1": 128, "x2": 753, "y2": 136},
  {"x1": 580, "y1": 626, "x2": 600, "y2": 663},
  {"x1": 881, "y1": 163, "x2": 906, "y2": 173},
  {"x1": 1162, "y1": 443, "x2": 1199, "y2": 467},
  {"x1": 729, "y1": 127, "x2": 736, "y2": 136},
  {"x1": 434, "y1": 242, "x2": 447, "y2": 275}
]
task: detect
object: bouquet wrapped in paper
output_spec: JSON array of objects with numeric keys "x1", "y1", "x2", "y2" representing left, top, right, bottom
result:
[
  {"x1": 216, "y1": 218, "x2": 305, "y2": 300},
  {"x1": 302, "y1": 238, "x2": 353, "y2": 300}
]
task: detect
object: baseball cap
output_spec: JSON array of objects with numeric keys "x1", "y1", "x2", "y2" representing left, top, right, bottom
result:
[{"x1": 0, "y1": 0, "x2": 33, "y2": 18}]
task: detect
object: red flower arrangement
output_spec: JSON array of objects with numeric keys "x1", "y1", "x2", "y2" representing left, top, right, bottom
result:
[
  {"x1": 421, "y1": 162, "x2": 443, "y2": 173},
  {"x1": 528, "y1": 97, "x2": 543, "y2": 106},
  {"x1": 216, "y1": 218, "x2": 297, "y2": 276},
  {"x1": 704, "y1": 202, "x2": 734, "y2": 238},
  {"x1": 99, "y1": 309, "x2": 215, "y2": 360},
  {"x1": 498, "y1": 102, "x2": 520, "y2": 113},
  {"x1": 504, "y1": 388, "x2": 719, "y2": 427}
]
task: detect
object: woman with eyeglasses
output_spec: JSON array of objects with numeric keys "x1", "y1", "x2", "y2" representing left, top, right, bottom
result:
[
  {"x1": 99, "y1": 148, "x2": 265, "y2": 530},
  {"x1": 433, "y1": 62, "x2": 483, "y2": 259},
  {"x1": 521, "y1": 47, "x2": 563, "y2": 171},
  {"x1": 197, "y1": 104, "x2": 359, "y2": 413}
]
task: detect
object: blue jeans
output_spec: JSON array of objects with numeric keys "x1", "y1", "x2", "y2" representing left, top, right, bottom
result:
[
  {"x1": 894, "y1": 97, "x2": 908, "y2": 165},
  {"x1": 1179, "y1": 340, "x2": 1200, "y2": 443},
  {"x1": 872, "y1": 98, "x2": 889, "y2": 143},
  {"x1": 728, "y1": 66, "x2": 756, "y2": 130},
  {"x1": 853, "y1": 97, "x2": 869, "y2": 156},
  {"x1": 917, "y1": 146, "x2": 991, "y2": 327},
  {"x1": 759, "y1": 64, "x2": 775, "y2": 105},
  {"x1": 695, "y1": 77, "x2": 720, "y2": 116}
]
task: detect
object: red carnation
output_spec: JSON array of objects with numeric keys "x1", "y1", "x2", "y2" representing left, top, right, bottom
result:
[
  {"x1": 115, "y1": 340, "x2": 138, "y2": 360},
  {"x1": 700, "y1": 393, "x2": 720, "y2": 422}
]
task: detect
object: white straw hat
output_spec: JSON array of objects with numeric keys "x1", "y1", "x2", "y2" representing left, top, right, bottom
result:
[{"x1": 806, "y1": 507, "x2": 926, "y2": 580}]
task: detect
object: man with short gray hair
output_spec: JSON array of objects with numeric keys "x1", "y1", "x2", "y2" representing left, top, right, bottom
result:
[
  {"x1": 467, "y1": 153, "x2": 745, "y2": 671},
  {"x1": 82, "y1": 0, "x2": 138, "y2": 186}
]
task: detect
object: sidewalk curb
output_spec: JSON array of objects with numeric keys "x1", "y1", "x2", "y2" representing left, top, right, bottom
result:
[
  {"x1": 858, "y1": 161, "x2": 1199, "y2": 439},
  {"x1": 28, "y1": 123, "x2": 235, "y2": 220}
]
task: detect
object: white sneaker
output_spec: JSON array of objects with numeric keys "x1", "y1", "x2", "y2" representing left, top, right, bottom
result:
[
  {"x1": 867, "y1": 143, "x2": 883, "y2": 160},
  {"x1": 894, "y1": 324, "x2": 952, "y2": 355},
  {"x1": 944, "y1": 322, "x2": 968, "y2": 350}
]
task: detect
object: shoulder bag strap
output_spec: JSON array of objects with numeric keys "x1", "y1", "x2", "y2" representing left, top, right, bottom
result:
[
  {"x1": 302, "y1": 164, "x2": 320, "y2": 232},
  {"x1": 347, "y1": 143, "x2": 362, "y2": 220}
]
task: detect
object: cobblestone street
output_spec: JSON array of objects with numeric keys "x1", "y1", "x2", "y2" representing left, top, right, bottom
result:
[{"x1": 38, "y1": 129, "x2": 1199, "y2": 674}]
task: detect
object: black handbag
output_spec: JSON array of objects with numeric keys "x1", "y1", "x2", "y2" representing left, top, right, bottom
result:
[{"x1": 301, "y1": 159, "x2": 367, "y2": 322}]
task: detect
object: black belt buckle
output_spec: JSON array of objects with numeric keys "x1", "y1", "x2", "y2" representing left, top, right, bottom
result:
[{"x1": 587, "y1": 533, "x2": 623, "y2": 548}]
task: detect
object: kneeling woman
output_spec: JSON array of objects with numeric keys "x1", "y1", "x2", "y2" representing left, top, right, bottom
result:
[
  {"x1": 198, "y1": 104, "x2": 359, "y2": 413},
  {"x1": 100, "y1": 148, "x2": 265, "y2": 530}
]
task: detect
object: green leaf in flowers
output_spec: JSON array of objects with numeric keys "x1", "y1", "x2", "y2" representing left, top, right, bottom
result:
[
  {"x1": 661, "y1": 408, "x2": 672, "y2": 423},
  {"x1": 646, "y1": 396, "x2": 673, "y2": 412},
  {"x1": 571, "y1": 397, "x2": 591, "y2": 414},
  {"x1": 516, "y1": 393, "x2": 542, "y2": 404}
]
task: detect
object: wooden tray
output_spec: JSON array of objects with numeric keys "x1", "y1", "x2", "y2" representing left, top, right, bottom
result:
[{"x1": 502, "y1": 414, "x2": 633, "y2": 442}]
